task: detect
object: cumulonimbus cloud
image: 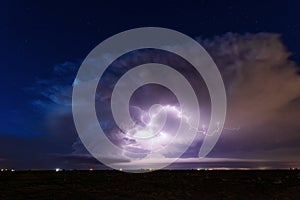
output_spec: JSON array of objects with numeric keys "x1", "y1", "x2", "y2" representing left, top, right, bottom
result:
[{"x1": 31, "y1": 32, "x2": 300, "y2": 165}]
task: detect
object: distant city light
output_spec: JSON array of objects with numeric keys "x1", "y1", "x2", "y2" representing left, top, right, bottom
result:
[{"x1": 55, "y1": 168, "x2": 61, "y2": 172}]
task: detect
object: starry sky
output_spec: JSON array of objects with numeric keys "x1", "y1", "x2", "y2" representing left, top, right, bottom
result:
[{"x1": 1, "y1": 0, "x2": 300, "y2": 170}]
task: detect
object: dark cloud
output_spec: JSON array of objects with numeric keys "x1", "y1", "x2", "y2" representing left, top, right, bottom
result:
[
  {"x1": 0, "y1": 134, "x2": 74, "y2": 169},
  {"x1": 48, "y1": 153, "x2": 106, "y2": 169},
  {"x1": 52, "y1": 153, "x2": 130, "y2": 166},
  {"x1": 22, "y1": 32, "x2": 300, "y2": 168}
]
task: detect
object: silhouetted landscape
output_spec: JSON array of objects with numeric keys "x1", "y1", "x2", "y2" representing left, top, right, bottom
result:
[{"x1": 0, "y1": 170, "x2": 300, "y2": 199}]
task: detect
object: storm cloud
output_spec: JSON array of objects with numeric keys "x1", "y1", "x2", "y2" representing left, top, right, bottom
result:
[{"x1": 30, "y1": 32, "x2": 300, "y2": 168}]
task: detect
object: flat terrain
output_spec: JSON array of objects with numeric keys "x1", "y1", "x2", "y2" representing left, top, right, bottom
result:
[{"x1": 0, "y1": 170, "x2": 299, "y2": 199}]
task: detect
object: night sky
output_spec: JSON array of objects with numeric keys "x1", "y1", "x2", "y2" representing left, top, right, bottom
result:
[{"x1": 1, "y1": 0, "x2": 300, "y2": 170}]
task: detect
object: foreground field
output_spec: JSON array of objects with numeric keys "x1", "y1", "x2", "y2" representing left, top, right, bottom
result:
[{"x1": 0, "y1": 170, "x2": 299, "y2": 199}]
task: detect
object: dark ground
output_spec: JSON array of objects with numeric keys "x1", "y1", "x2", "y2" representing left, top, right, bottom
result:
[{"x1": 0, "y1": 170, "x2": 300, "y2": 199}]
